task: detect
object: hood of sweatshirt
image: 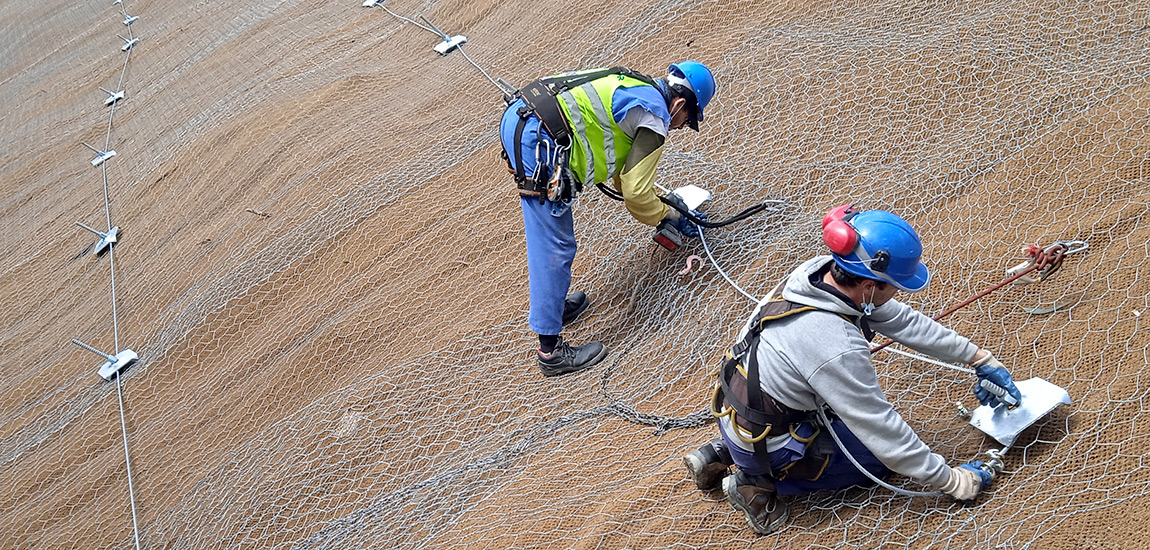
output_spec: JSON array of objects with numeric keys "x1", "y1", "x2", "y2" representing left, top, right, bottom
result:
[{"x1": 781, "y1": 255, "x2": 865, "y2": 317}]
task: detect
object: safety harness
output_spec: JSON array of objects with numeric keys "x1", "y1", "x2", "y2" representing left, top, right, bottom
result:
[
  {"x1": 710, "y1": 298, "x2": 856, "y2": 479},
  {"x1": 502, "y1": 67, "x2": 663, "y2": 204}
]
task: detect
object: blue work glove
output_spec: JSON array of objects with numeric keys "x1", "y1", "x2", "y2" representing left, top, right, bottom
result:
[
  {"x1": 940, "y1": 460, "x2": 994, "y2": 501},
  {"x1": 673, "y1": 210, "x2": 707, "y2": 238},
  {"x1": 664, "y1": 192, "x2": 706, "y2": 239},
  {"x1": 960, "y1": 461, "x2": 994, "y2": 489},
  {"x1": 971, "y1": 351, "x2": 1022, "y2": 408}
]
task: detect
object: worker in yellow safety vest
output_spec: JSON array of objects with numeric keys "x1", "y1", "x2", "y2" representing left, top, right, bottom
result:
[{"x1": 499, "y1": 61, "x2": 717, "y2": 377}]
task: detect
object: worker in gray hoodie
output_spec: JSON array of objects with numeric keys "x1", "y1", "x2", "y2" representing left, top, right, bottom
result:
[{"x1": 683, "y1": 204, "x2": 1023, "y2": 535}]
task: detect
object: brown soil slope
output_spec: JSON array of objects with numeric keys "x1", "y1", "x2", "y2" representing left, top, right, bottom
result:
[{"x1": 2, "y1": 0, "x2": 1148, "y2": 549}]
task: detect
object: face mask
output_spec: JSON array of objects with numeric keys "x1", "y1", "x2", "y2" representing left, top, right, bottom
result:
[{"x1": 860, "y1": 286, "x2": 877, "y2": 316}]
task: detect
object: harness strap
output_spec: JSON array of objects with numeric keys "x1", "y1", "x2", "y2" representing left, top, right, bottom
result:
[
  {"x1": 711, "y1": 295, "x2": 872, "y2": 479},
  {"x1": 534, "y1": 66, "x2": 658, "y2": 100},
  {"x1": 717, "y1": 357, "x2": 788, "y2": 431},
  {"x1": 505, "y1": 67, "x2": 658, "y2": 203},
  {"x1": 512, "y1": 106, "x2": 529, "y2": 185},
  {"x1": 518, "y1": 66, "x2": 644, "y2": 148},
  {"x1": 712, "y1": 299, "x2": 822, "y2": 474},
  {"x1": 507, "y1": 106, "x2": 552, "y2": 204},
  {"x1": 520, "y1": 79, "x2": 574, "y2": 148}
]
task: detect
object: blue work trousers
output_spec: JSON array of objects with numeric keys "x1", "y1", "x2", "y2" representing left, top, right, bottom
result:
[
  {"x1": 521, "y1": 196, "x2": 577, "y2": 336},
  {"x1": 503, "y1": 99, "x2": 579, "y2": 336},
  {"x1": 721, "y1": 418, "x2": 891, "y2": 495}
]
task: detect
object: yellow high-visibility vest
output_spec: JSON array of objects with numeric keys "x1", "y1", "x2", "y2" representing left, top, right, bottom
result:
[{"x1": 554, "y1": 72, "x2": 654, "y2": 185}]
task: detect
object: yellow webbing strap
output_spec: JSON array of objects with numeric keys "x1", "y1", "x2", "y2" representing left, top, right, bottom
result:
[{"x1": 710, "y1": 299, "x2": 819, "y2": 444}]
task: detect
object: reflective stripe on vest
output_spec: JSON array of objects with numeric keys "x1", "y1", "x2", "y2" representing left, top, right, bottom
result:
[{"x1": 556, "y1": 74, "x2": 651, "y2": 185}]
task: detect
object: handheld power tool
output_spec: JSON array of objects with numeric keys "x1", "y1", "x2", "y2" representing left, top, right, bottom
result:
[{"x1": 594, "y1": 182, "x2": 780, "y2": 251}]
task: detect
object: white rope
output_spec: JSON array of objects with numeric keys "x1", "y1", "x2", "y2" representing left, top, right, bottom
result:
[
  {"x1": 881, "y1": 346, "x2": 976, "y2": 375},
  {"x1": 698, "y1": 228, "x2": 760, "y2": 303},
  {"x1": 816, "y1": 405, "x2": 944, "y2": 498},
  {"x1": 116, "y1": 371, "x2": 142, "y2": 550},
  {"x1": 375, "y1": 4, "x2": 436, "y2": 33},
  {"x1": 370, "y1": 5, "x2": 512, "y2": 97},
  {"x1": 102, "y1": 3, "x2": 141, "y2": 548}
]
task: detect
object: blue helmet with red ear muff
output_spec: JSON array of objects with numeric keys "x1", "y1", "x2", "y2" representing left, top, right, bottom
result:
[{"x1": 821, "y1": 204, "x2": 931, "y2": 292}]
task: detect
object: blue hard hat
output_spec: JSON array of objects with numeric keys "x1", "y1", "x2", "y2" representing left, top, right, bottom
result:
[
  {"x1": 831, "y1": 210, "x2": 931, "y2": 292},
  {"x1": 668, "y1": 61, "x2": 716, "y2": 130}
]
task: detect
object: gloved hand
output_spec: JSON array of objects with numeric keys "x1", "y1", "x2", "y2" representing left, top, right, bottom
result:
[
  {"x1": 940, "y1": 461, "x2": 994, "y2": 501},
  {"x1": 674, "y1": 210, "x2": 706, "y2": 238},
  {"x1": 664, "y1": 192, "x2": 706, "y2": 238},
  {"x1": 971, "y1": 351, "x2": 1023, "y2": 408}
]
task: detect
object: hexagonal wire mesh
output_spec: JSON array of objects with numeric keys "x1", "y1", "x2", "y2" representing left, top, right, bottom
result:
[{"x1": 1, "y1": 0, "x2": 1148, "y2": 548}]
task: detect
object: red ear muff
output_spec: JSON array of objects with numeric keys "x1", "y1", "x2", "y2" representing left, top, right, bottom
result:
[
  {"x1": 823, "y1": 221, "x2": 857, "y2": 255},
  {"x1": 822, "y1": 204, "x2": 858, "y2": 255}
]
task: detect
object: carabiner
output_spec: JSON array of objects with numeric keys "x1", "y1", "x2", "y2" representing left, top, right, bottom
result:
[
  {"x1": 1006, "y1": 239, "x2": 1086, "y2": 284},
  {"x1": 534, "y1": 139, "x2": 552, "y2": 171},
  {"x1": 1052, "y1": 239, "x2": 1089, "y2": 256}
]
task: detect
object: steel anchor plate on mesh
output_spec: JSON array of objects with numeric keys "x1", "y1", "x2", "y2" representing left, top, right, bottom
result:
[
  {"x1": 969, "y1": 377, "x2": 1071, "y2": 448},
  {"x1": 97, "y1": 349, "x2": 138, "y2": 380}
]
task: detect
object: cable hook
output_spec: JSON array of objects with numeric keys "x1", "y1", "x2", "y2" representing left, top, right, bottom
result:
[{"x1": 678, "y1": 254, "x2": 705, "y2": 275}]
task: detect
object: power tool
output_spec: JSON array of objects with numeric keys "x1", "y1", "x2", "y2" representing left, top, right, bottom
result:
[
  {"x1": 653, "y1": 185, "x2": 711, "y2": 250},
  {"x1": 593, "y1": 182, "x2": 782, "y2": 250},
  {"x1": 654, "y1": 220, "x2": 685, "y2": 250}
]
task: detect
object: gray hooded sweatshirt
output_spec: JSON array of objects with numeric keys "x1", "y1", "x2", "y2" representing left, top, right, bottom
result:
[{"x1": 718, "y1": 255, "x2": 979, "y2": 489}]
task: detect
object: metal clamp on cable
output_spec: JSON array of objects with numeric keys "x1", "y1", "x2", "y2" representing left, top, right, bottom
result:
[{"x1": 979, "y1": 448, "x2": 1007, "y2": 480}]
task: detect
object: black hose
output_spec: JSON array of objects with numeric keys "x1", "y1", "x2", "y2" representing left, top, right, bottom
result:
[
  {"x1": 664, "y1": 198, "x2": 770, "y2": 228},
  {"x1": 594, "y1": 183, "x2": 774, "y2": 228}
]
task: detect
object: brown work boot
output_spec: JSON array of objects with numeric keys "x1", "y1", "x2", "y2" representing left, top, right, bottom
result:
[
  {"x1": 683, "y1": 438, "x2": 733, "y2": 491},
  {"x1": 722, "y1": 470, "x2": 788, "y2": 535}
]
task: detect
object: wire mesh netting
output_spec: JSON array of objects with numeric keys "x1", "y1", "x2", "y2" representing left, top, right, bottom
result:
[{"x1": 1, "y1": 0, "x2": 1149, "y2": 548}]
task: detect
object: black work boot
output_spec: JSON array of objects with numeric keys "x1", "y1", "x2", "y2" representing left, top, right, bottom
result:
[
  {"x1": 537, "y1": 337, "x2": 607, "y2": 377},
  {"x1": 683, "y1": 438, "x2": 733, "y2": 491},
  {"x1": 561, "y1": 291, "x2": 589, "y2": 326},
  {"x1": 723, "y1": 470, "x2": 788, "y2": 535}
]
